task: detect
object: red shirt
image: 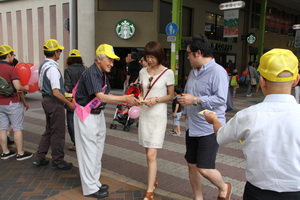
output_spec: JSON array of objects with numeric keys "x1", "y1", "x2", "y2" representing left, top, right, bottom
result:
[{"x1": 0, "y1": 61, "x2": 20, "y2": 105}]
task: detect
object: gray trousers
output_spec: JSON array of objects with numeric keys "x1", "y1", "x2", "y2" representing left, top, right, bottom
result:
[{"x1": 74, "y1": 110, "x2": 106, "y2": 195}]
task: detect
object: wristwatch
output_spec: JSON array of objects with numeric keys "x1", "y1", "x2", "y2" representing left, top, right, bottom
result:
[
  {"x1": 193, "y1": 96, "x2": 198, "y2": 105},
  {"x1": 155, "y1": 97, "x2": 160, "y2": 103}
]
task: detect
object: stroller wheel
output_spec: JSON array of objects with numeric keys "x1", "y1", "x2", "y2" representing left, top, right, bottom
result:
[
  {"x1": 123, "y1": 126, "x2": 130, "y2": 132},
  {"x1": 110, "y1": 124, "x2": 117, "y2": 129}
]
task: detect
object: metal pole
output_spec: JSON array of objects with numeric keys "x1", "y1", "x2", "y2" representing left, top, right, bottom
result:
[
  {"x1": 258, "y1": 0, "x2": 267, "y2": 60},
  {"x1": 171, "y1": 0, "x2": 182, "y2": 85},
  {"x1": 70, "y1": 0, "x2": 77, "y2": 49}
]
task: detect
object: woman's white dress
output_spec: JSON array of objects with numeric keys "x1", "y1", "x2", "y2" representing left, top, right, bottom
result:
[{"x1": 138, "y1": 67, "x2": 174, "y2": 148}]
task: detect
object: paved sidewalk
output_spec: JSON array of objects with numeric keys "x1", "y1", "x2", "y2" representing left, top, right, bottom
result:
[{"x1": 0, "y1": 85, "x2": 266, "y2": 199}]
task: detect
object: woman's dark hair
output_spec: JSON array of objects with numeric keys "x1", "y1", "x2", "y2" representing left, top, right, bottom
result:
[
  {"x1": 186, "y1": 34, "x2": 213, "y2": 57},
  {"x1": 66, "y1": 57, "x2": 84, "y2": 66},
  {"x1": 144, "y1": 41, "x2": 165, "y2": 65}
]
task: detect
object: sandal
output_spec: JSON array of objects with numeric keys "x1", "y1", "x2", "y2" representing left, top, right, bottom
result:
[{"x1": 144, "y1": 191, "x2": 154, "y2": 200}]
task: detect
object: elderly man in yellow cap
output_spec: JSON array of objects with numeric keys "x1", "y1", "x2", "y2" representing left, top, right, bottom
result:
[
  {"x1": 73, "y1": 44, "x2": 140, "y2": 198},
  {"x1": 204, "y1": 48, "x2": 300, "y2": 200},
  {"x1": 33, "y1": 39, "x2": 75, "y2": 170},
  {"x1": 0, "y1": 44, "x2": 32, "y2": 161}
]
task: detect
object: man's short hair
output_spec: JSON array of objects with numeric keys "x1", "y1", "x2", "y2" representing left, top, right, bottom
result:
[
  {"x1": 186, "y1": 34, "x2": 213, "y2": 57},
  {"x1": 44, "y1": 50, "x2": 56, "y2": 58}
]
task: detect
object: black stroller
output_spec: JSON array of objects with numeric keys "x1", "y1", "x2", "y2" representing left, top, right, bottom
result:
[{"x1": 109, "y1": 85, "x2": 140, "y2": 131}]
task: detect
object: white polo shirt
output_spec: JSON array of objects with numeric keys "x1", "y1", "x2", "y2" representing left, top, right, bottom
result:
[{"x1": 217, "y1": 94, "x2": 300, "y2": 192}]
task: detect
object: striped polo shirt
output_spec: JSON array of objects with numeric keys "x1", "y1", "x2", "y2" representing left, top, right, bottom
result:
[{"x1": 75, "y1": 63, "x2": 110, "y2": 107}]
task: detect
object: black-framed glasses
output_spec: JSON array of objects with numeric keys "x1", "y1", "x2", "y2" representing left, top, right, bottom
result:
[
  {"x1": 187, "y1": 51, "x2": 193, "y2": 56},
  {"x1": 148, "y1": 77, "x2": 153, "y2": 89},
  {"x1": 10, "y1": 52, "x2": 15, "y2": 56}
]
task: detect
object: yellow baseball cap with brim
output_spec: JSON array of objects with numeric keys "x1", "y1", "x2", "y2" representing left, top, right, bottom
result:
[
  {"x1": 96, "y1": 44, "x2": 120, "y2": 61},
  {"x1": 69, "y1": 49, "x2": 81, "y2": 57},
  {"x1": 258, "y1": 48, "x2": 299, "y2": 82},
  {"x1": 0, "y1": 45, "x2": 16, "y2": 56},
  {"x1": 43, "y1": 39, "x2": 64, "y2": 51}
]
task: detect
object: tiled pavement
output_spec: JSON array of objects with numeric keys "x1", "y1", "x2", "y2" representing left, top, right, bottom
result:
[{"x1": 0, "y1": 85, "x2": 267, "y2": 200}]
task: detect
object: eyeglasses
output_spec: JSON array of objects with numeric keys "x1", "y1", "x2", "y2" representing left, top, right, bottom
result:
[
  {"x1": 148, "y1": 77, "x2": 153, "y2": 89},
  {"x1": 187, "y1": 51, "x2": 193, "y2": 56},
  {"x1": 10, "y1": 52, "x2": 15, "y2": 56}
]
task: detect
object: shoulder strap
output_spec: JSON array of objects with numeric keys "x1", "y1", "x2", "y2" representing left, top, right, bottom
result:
[{"x1": 144, "y1": 68, "x2": 168, "y2": 99}]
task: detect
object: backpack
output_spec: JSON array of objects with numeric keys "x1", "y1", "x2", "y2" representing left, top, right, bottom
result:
[
  {"x1": 230, "y1": 76, "x2": 237, "y2": 86},
  {"x1": 0, "y1": 76, "x2": 15, "y2": 96},
  {"x1": 241, "y1": 69, "x2": 249, "y2": 77}
]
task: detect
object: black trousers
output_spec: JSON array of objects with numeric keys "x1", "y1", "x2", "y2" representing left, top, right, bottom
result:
[
  {"x1": 243, "y1": 182, "x2": 300, "y2": 200},
  {"x1": 66, "y1": 110, "x2": 75, "y2": 145}
]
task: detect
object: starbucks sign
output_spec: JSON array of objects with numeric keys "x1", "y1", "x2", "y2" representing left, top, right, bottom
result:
[
  {"x1": 116, "y1": 19, "x2": 135, "y2": 40},
  {"x1": 247, "y1": 33, "x2": 256, "y2": 44}
]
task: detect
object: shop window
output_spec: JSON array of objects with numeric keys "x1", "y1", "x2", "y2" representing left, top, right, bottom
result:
[
  {"x1": 205, "y1": 12, "x2": 236, "y2": 42},
  {"x1": 251, "y1": 1, "x2": 297, "y2": 36}
]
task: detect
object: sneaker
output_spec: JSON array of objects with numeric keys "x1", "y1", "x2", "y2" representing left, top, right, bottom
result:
[
  {"x1": 52, "y1": 160, "x2": 73, "y2": 170},
  {"x1": 1, "y1": 150, "x2": 16, "y2": 160},
  {"x1": 168, "y1": 130, "x2": 176, "y2": 134},
  {"x1": 16, "y1": 151, "x2": 33, "y2": 161},
  {"x1": 33, "y1": 158, "x2": 49, "y2": 166},
  {"x1": 68, "y1": 145, "x2": 76, "y2": 151},
  {"x1": 246, "y1": 93, "x2": 252, "y2": 97}
]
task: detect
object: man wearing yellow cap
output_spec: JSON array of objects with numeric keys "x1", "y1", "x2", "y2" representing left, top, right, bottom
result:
[
  {"x1": 204, "y1": 48, "x2": 300, "y2": 199},
  {"x1": 73, "y1": 44, "x2": 140, "y2": 198},
  {"x1": 33, "y1": 39, "x2": 75, "y2": 170},
  {"x1": 0, "y1": 44, "x2": 32, "y2": 161}
]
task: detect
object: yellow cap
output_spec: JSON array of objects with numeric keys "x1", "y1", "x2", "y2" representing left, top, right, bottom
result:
[
  {"x1": 43, "y1": 39, "x2": 64, "y2": 51},
  {"x1": 96, "y1": 44, "x2": 120, "y2": 61},
  {"x1": 258, "y1": 48, "x2": 299, "y2": 82},
  {"x1": 0, "y1": 45, "x2": 16, "y2": 56},
  {"x1": 69, "y1": 49, "x2": 81, "y2": 57}
]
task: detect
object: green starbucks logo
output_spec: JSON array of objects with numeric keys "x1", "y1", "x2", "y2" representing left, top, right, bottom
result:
[
  {"x1": 247, "y1": 33, "x2": 256, "y2": 44},
  {"x1": 116, "y1": 19, "x2": 135, "y2": 40}
]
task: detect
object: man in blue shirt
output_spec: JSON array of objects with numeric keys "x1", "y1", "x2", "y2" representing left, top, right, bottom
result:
[{"x1": 178, "y1": 34, "x2": 231, "y2": 200}]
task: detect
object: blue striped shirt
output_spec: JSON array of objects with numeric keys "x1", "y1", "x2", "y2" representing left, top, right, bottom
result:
[{"x1": 184, "y1": 59, "x2": 228, "y2": 137}]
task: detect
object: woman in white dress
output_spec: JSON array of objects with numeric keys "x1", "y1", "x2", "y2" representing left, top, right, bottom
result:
[{"x1": 138, "y1": 41, "x2": 174, "y2": 200}]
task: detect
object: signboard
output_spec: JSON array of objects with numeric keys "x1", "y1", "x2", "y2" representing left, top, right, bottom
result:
[
  {"x1": 219, "y1": 1, "x2": 245, "y2": 10},
  {"x1": 223, "y1": 10, "x2": 239, "y2": 38},
  {"x1": 165, "y1": 23, "x2": 179, "y2": 36},
  {"x1": 246, "y1": 33, "x2": 256, "y2": 44},
  {"x1": 293, "y1": 24, "x2": 300, "y2": 30},
  {"x1": 167, "y1": 36, "x2": 176, "y2": 42},
  {"x1": 116, "y1": 19, "x2": 135, "y2": 40}
]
